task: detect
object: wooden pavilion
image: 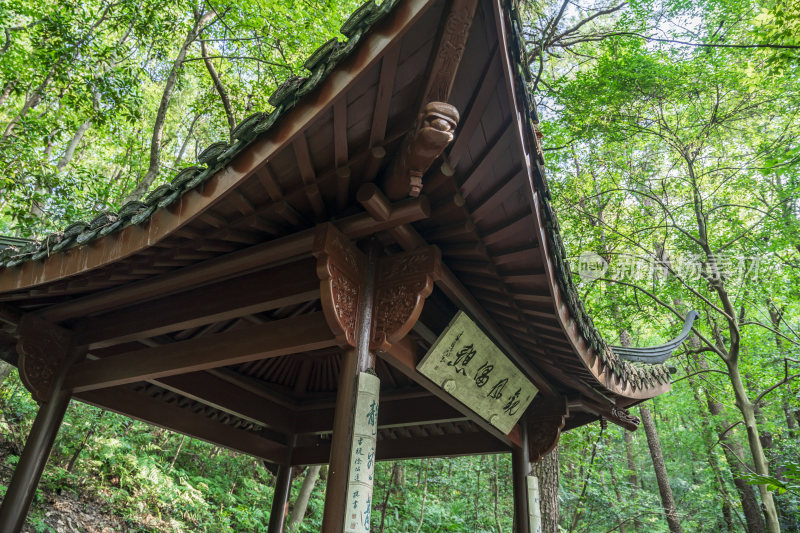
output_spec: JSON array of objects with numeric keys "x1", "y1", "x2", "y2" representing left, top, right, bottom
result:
[{"x1": 0, "y1": 0, "x2": 695, "y2": 531}]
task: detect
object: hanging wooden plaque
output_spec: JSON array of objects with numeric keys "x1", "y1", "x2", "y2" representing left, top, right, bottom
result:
[{"x1": 417, "y1": 311, "x2": 538, "y2": 434}]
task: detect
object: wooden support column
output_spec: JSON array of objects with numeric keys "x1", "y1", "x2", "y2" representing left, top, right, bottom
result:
[
  {"x1": 0, "y1": 388, "x2": 70, "y2": 532},
  {"x1": 321, "y1": 237, "x2": 379, "y2": 533},
  {"x1": 267, "y1": 464, "x2": 294, "y2": 533},
  {"x1": 512, "y1": 416, "x2": 531, "y2": 533},
  {"x1": 314, "y1": 222, "x2": 440, "y2": 532},
  {"x1": 322, "y1": 348, "x2": 361, "y2": 531},
  {"x1": 0, "y1": 315, "x2": 76, "y2": 533}
]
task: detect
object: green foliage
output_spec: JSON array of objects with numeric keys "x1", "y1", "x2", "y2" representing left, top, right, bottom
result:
[
  {"x1": 0, "y1": 0, "x2": 361, "y2": 237},
  {"x1": 745, "y1": 462, "x2": 800, "y2": 496},
  {"x1": 1, "y1": 0, "x2": 800, "y2": 531}
]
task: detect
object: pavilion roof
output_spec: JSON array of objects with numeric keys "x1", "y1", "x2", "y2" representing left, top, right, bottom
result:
[{"x1": 0, "y1": 0, "x2": 683, "y2": 436}]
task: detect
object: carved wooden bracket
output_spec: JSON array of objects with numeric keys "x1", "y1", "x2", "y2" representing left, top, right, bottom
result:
[
  {"x1": 17, "y1": 314, "x2": 74, "y2": 402},
  {"x1": 313, "y1": 223, "x2": 441, "y2": 351},
  {"x1": 372, "y1": 245, "x2": 442, "y2": 351},
  {"x1": 607, "y1": 406, "x2": 641, "y2": 431},
  {"x1": 383, "y1": 102, "x2": 459, "y2": 200},
  {"x1": 526, "y1": 396, "x2": 569, "y2": 462},
  {"x1": 313, "y1": 223, "x2": 365, "y2": 347}
]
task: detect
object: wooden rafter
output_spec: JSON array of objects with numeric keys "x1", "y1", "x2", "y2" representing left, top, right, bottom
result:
[
  {"x1": 154, "y1": 371, "x2": 296, "y2": 434},
  {"x1": 292, "y1": 429, "x2": 508, "y2": 465},
  {"x1": 78, "y1": 387, "x2": 288, "y2": 464}
]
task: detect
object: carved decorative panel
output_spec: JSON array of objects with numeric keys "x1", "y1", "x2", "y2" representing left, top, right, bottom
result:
[
  {"x1": 313, "y1": 225, "x2": 441, "y2": 350},
  {"x1": 313, "y1": 223, "x2": 366, "y2": 346},
  {"x1": 372, "y1": 246, "x2": 441, "y2": 351},
  {"x1": 17, "y1": 314, "x2": 73, "y2": 402}
]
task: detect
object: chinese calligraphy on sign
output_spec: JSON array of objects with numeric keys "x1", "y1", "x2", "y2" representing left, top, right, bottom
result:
[
  {"x1": 344, "y1": 372, "x2": 380, "y2": 533},
  {"x1": 528, "y1": 476, "x2": 542, "y2": 533},
  {"x1": 417, "y1": 311, "x2": 538, "y2": 434}
]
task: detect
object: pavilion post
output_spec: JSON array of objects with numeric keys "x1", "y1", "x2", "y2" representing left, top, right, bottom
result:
[
  {"x1": 267, "y1": 463, "x2": 293, "y2": 533},
  {"x1": 512, "y1": 416, "x2": 531, "y2": 533},
  {"x1": 0, "y1": 382, "x2": 70, "y2": 532},
  {"x1": 321, "y1": 240, "x2": 380, "y2": 533}
]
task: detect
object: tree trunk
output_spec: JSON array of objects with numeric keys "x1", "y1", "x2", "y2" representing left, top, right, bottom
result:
[
  {"x1": 569, "y1": 432, "x2": 601, "y2": 533},
  {"x1": 174, "y1": 113, "x2": 201, "y2": 167},
  {"x1": 169, "y1": 434, "x2": 186, "y2": 470},
  {"x1": 287, "y1": 464, "x2": 320, "y2": 531},
  {"x1": 686, "y1": 372, "x2": 738, "y2": 531},
  {"x1": 0, "y1": 361, "x2": 12, "y2": 383},
  {"x1": 378, "y1": 463, "x2": 396, "y2": 533},
  {"x1": 640, "y1": 406, "x2": 683, "y2": 533},
  {"x1": 200, "y1": 40, "x2": 236, "y2": 136},
  {"x1": 66, "y1": 410, "x2": 104, "y2": 472},
  {"x1": 726, "y1": 361, "x2": 781, "y2": 533},
  {"x1": 2, "y1": 5, "x2": 112, "y2": 139},
  {"x1": 491, "y1": 454, "x2": 502, "y2": 533},
  {"x1": 56, "y1": 118, "x2": 92, "y2": 173},
  {"x1": 696, "y1": 356, "x2": 766, "y2": 533},
  {"x1": 604, "y1": 449, "x2": 629, "y2": 533},
  {"x1": 414, "y1": 459, "x2": 430, "y2": 533},
  {"x1": 623, "y1": 431, "x2": 642, "y2": 532},
  {"x1": 0, "y1": 80, "x2": 15, "y2": 108},
  {"x1": 123, "y1": 10, "x2": 215, "y2": 203},
  {"x1": 2, "y1": 70, "x2": 54, "y2": 138},
  {"x1": 391, "y1": 462, "x2": 405, "y2": 493},
  {"x1": 531, "y1": 448, "x2": 559, "y2": 533}
]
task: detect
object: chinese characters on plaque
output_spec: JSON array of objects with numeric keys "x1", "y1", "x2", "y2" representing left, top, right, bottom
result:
[
  {"x1": 417, "y1": 311, "x2": 538, "y2": 434},
  {"x1": 344, "y1": 372, "x2": 380, "y2": 533}
]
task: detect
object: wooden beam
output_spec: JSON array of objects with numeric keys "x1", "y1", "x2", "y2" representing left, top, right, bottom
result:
[
  {"x1": 457, "y1": 121, "x2": 514, "y2": 197},
  {"x1": 0, "y1": 304, "x2": 21, "y2": 326},
  {"x1": 66, "y1": 312, "x2": 335, "y2": 393},
  {"x1": 78, "y1": 258, "x2": 319, "y2": 348},
  {"x1": 292, "y1": 430, "x2": 508, "y2": 465},
  {"x1": 38, "y1": 199, "x2": 430, "y2": 323},
  {"x1": 333, "y1": 98, "x2": 350, "y2": 209},
  {"x1": 77, "y1": 387, "x2": 288, "y2": 463},
  {"x1": 293, "y1": 136, "x2": 326, "y2": 218},
  {"x1": 370, "y1": 44, "x2": 401, "y2": 149},
  {"x1": 512, "y1": 417, "x2": 531, "y2": 533},
  {"x1": 267, "y1": 464, "x2": 293, "y2": 533},
  {"x1": 420, "y1": 0, "x2": 479, "y2": 104},
  {"x1": 378, "y1": 336, "x2": 522, "y2": 448},
  {"x1": 40, "y1": 230, "x2": 317, "y2": 323},
  {"x1": 382, "y1": 0, "x2": 477, "y2": 201},
  {"x1": 294, "y1": 395, "x2": 467, "y2": 434},
  {"x1": 380, "y1": 219, "x2": 554, "y2": 396}
]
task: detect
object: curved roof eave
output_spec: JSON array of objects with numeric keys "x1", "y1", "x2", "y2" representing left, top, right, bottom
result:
[{"x1": 0, "y1": 0, "x2": 682, "y2": 406}]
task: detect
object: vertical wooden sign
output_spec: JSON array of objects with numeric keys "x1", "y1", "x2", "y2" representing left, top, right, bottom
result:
[
  {"x1": 344, "y1": 372, "x2": 380, "y2": 533},
  {"x1": 528, "y1": 476, "x2": 542, "y2": 533}
]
